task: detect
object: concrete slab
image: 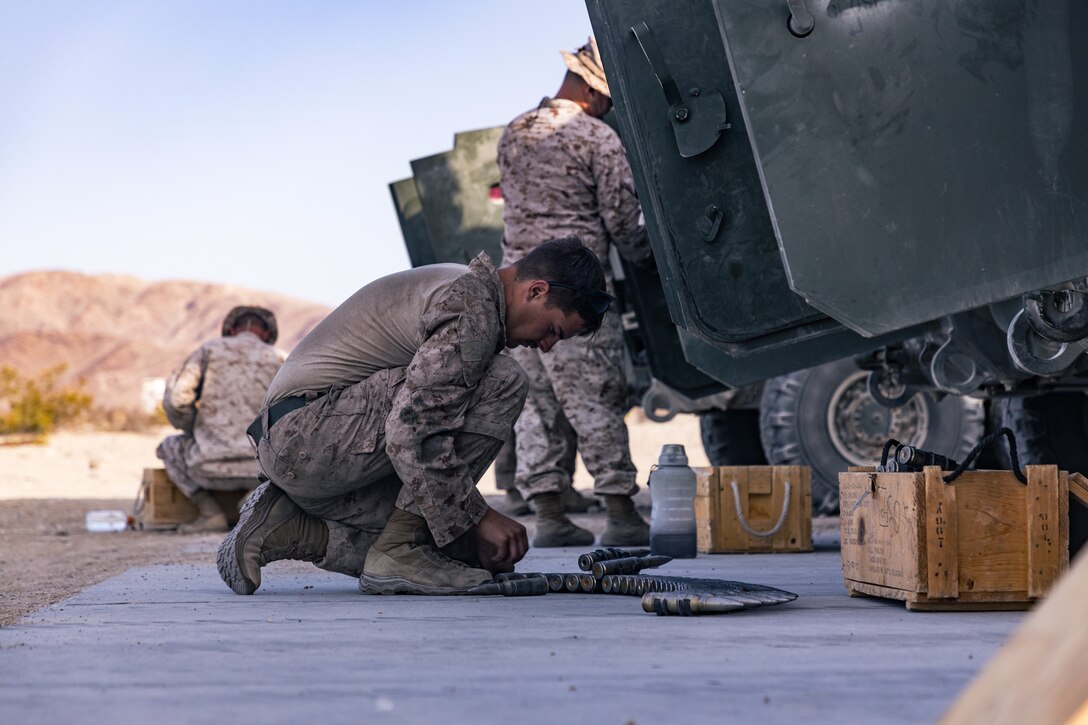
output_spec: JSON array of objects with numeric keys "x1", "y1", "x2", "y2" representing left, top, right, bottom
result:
[{"x1": 0, "y1": 537, "x2": 1023, "y2": 725}]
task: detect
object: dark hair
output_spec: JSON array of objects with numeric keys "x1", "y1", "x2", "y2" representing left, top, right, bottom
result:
[
  {"x1": 232, "y1": 313, "x2": 270, "y2": 332},
  {"x1": 513, "y1": 236, "x2": 609, "y2": 334}
]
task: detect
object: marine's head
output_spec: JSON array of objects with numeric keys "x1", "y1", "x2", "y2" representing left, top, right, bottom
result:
[
  {"x1": 499, "y1": 236, "x2": 613, "y2": 352},
  {"x1": 557, "y1": 37, "x2": 612, "y2": 118},
  {"x1": 222, "y1": 305, "x2": 278, "y2": 344}
]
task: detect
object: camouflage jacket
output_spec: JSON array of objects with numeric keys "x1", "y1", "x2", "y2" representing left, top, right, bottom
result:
[
  {"x1": 384, "y1": 253, "x2": 510, "y2": 545},
  {"x1": 263, "y1": 254, "x2": 508, "y2": 546},
  {"x1": 163, "y1": 332, "x2": 284, "y2": 478},
  {"x1": 497, "y1": 97, "x2": 653, "y2": 271}
]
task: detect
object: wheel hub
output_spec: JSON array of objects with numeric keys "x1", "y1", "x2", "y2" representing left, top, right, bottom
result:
[{"x1": 827, "y1": 371, "x2": 929, "y2": 467}]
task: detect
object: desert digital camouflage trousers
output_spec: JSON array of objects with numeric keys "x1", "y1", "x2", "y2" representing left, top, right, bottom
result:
[
  {"x1": 509, "y1": 323, "x2": 638, "y2": 500},
  {"x1": 156, "y1": 435, "x2": 257, "y2": 498},
  {"x1": 256, "y1": 356, "x2": 526, "y2": 577},
  {"x1": 492, "y1": 424, "x2": 577, "y2": 491}
]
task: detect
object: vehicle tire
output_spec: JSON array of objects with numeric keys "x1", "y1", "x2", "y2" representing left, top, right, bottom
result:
[
  {"x1": 699, "y1": 409, "x2": 768, "y2": 466},
  {"x1": 993, "y1": 393, "x2": 1088, "y2": 556},
  {"x1": 759, "y1": 358, "x2": 985, "y2": 515}
]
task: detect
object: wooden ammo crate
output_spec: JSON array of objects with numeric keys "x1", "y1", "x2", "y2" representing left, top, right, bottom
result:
[
  {"x1": 839, "y1": 465, "x2": 1069, "y2": 611},
  {"x1": 136, "y1": 468, "x2": 249, "y2": 529},
  {"x1": 695, "y1": 466, "x2": 812, "y2": 553},
  {"x1": 138, "y1": 468, "x2": 199, "y2": 527}
]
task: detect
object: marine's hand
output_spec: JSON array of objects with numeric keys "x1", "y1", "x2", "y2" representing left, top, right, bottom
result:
[{"x1": 473, "y1": 507, "x2": 529, "y2": 574}]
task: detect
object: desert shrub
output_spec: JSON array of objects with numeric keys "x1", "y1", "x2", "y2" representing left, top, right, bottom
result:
[
  {"x1": 94, "y1": 404, "x2": 170, "y2": 432},
  {"x1": 0, "y1": 364, "x2": 94, "y2": 435}
]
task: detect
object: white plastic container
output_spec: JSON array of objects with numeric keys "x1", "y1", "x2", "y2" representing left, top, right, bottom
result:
[
  {"x1": 85, "y1": 510, "x2": 130, "y2": 532},
  {"x1": 648, "y1": 443, "x2": 697, "y2": 558}
]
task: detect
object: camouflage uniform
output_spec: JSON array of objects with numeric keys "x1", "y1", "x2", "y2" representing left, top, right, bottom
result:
[
  {"x1": 492, "y1": 385, "x2": 577, "y2": 492},
  {"x1": 498, "y1": 97, "x2": 651, "y2": 499},
  {"x1": 157, "y1": 332, "x2": 284, "y2": 497},
  {"x1": 255, "y1": 254, "x2": 526, "y2": 577}
]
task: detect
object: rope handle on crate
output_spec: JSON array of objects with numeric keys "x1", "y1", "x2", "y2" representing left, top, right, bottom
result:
[
  {"x1": 942, "y1": 427, "x2": 1026, "y2": 485},
  {"x1": 131, "y1": 476, "x2": 149, "y2": 524},
  {"x1": 730, "y1": 480, "x2": 791, "y2": 538}
]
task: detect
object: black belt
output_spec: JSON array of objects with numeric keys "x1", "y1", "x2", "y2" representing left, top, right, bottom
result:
[{"x1": 247, "y1": 396, "x2": 310, "y2": 443}]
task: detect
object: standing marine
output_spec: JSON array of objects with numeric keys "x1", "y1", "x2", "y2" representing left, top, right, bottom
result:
[{"x1": 497, "y1": 37, "x2": 656, "y2": 548}]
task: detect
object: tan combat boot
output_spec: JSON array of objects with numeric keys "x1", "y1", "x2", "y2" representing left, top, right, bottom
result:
[
  {"x1": 177, "y1": 489, "x2": 229, "y2": 534},
  {"x1": 216, "y1": 482, "x2": 328, "y2": 595},
  {"x1": 600, "y1": 494, "x2": 650, "y2": 546},
  {"x1": 360, "y1": 509, "x2": 494, "y2": 595},
  {"x1": 530, "y1": 492, "x2": 595, "y2": 547},
  {"x1": 500, "y1": 489, "x2": 532, "y2": 516},
  {"x1": 560, "y1": 486, "x2": 600, "y2": 514}
]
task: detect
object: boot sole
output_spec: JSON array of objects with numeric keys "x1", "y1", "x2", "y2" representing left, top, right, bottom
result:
[
  {"x1": 216, "y1": 483, "x2": 281, "y2": 595},
  {"x1": 359, "y1": 573, "x2": 486, "y2": 596}
]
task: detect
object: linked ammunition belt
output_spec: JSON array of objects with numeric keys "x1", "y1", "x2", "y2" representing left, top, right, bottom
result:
[{"x1": 477, "y1": 546, "x2": 798, "y2": 616}]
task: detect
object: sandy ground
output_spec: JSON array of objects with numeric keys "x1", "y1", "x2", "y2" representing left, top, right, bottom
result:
[{"x1": 0, "y1": 412, "x2": 708, "y2": 626}]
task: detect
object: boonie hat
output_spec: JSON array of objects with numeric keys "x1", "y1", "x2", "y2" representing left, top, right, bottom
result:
[
  {"x1": 222, "y1": 305, "x2": 278, "y2": 345},
  {"x1": 562, "y1": 37, "x2": 610, "y2": 98}
]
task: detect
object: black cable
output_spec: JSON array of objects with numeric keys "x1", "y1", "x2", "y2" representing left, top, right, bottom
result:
[
  {"x1": 880, "y1": 438, "x2": 901, "y2": 469},
  {"x1": 942, "y1": 427, "x2": 1026, "y2": 485}
]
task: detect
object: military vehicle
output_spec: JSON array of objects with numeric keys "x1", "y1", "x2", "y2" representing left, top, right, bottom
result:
[
  {"x1": 391, "y1": 0, "x2": 1088, "y2": 528},
  {"x1": 389, "y1": 124, "x2": 732, "y2": 424}
]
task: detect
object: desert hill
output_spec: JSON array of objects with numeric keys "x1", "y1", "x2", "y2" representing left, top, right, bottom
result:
[{"x1": 0, "y1": 271, "x2": 332, "y2": 412}]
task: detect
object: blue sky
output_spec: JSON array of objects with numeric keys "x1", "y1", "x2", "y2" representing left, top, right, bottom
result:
[{"x1": 0, "y1": 1, "x2": 593, "y2": 306}]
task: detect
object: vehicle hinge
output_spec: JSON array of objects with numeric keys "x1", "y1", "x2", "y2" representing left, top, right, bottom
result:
[{"x1": 630, "y1": 21, "x2": 729, "y2": 159}]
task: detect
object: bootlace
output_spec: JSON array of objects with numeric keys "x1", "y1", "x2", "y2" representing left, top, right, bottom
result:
[{"x1": 414, "y1": 541, "x2": 476, "y2": 571}]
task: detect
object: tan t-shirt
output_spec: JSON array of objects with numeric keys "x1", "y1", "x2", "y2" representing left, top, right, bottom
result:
[{"x1": 265, "y1": 263, "x2": 473, "y2": 406}]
